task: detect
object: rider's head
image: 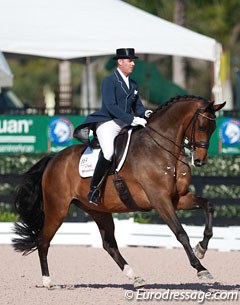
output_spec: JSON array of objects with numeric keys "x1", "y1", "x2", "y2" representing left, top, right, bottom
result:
[{"x1": 113, "y1": 48, "x2": 138, "y2": 77}]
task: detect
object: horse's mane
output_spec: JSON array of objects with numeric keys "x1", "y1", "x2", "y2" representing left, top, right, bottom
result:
[{"x1": 150, "y1": 95, "x2": 209, "y2": 117}]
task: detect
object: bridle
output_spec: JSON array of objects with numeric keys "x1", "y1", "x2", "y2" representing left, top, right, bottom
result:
[
  {"x1": 145, "y1": 107, "x2": 216, "y2": 165},
  {"x1": 184, "y1": 109, "x2": 216, "y2": 151}
]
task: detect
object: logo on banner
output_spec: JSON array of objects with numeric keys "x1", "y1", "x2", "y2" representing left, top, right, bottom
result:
[
  {"x1": 49, "y1": 117, "x2": 73, "y2": 145},
  {"x1": 220, "y1": 119, "x2": 240, "y2": 145}
]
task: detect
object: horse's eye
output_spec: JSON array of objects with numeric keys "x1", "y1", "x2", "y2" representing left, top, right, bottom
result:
[{"x1": 198, "y1": 125, "x2": 206, "y2": 131}]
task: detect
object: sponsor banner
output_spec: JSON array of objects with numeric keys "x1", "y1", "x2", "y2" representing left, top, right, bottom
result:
[
  {"x1": 0, "y1": 115, "x2": 239, "y2": 155},
  {"x1": 208, "y1": 117, "x2": 240, "y2": 155},
  {"x1": 0, "y1": 115, "x2": 85, "y2": 154}
]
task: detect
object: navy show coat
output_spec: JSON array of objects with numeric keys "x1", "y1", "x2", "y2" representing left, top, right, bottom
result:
[{"x1": 79, "y1": 69, "x2": 146, "y2": 130}]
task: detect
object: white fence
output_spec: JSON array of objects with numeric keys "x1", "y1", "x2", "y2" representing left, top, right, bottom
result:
[{"x1": 0, "y1": 219, "x2": 239, "y2": 252}]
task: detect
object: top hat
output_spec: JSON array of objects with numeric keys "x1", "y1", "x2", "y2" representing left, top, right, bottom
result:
[{"x1": 113, "y1": 48, "x2": 138, "y2": 60}]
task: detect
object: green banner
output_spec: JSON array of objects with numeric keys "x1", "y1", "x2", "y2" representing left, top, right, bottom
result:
[
  {"x1": 209, "y1": 117, "x2": 240, "y2": 155},
  {"x1": 0, "y1": 115, "x2": 240, "y2": 155},
  {"x1": 0, "y1": 115, "x2": 85, "y2": 154}
]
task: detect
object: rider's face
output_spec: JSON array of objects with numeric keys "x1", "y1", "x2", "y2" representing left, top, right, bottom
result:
[{"x1": 117, "y1": 58, "x2": 135, "y2": 77}]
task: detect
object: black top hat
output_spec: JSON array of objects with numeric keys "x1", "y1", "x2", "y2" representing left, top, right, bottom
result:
[{"x1": 113, "y1": 48, "x2": 138, "y2": 60}]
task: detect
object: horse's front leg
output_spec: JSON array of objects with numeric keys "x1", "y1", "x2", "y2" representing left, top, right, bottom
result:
[
  {"x1": 176, "y1": 193, "x2": 214, "y2": 259},
  {"x1": 192, "y1": 196, "x2": 214, "y2": 259},
  {"x1": 151, "y1": 191, "x2": 213, "y2": 280}
]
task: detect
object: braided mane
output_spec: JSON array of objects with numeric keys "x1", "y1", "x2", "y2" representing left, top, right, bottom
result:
[{"x1": 150, "y1": 95, "x2": 209, "y2": 117}]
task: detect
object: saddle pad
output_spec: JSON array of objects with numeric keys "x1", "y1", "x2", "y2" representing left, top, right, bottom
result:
[
  {"x1": 79, "y1": 129, "x2": 132, "y2": 178},
  {"x1": 79, "y1": 147, "x2": 101, "y2": 178}
]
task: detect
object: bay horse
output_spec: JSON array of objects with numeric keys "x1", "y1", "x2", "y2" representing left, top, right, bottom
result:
[{"x1": 12, "y1": 95, "x2": 225, "y2": 289}]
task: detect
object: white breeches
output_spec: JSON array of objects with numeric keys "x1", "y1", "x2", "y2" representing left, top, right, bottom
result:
[{"x1": 96, "y1": 119, "x2": 127, "y2": 161}]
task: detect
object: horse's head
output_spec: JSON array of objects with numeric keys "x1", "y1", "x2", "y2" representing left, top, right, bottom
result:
[{"x1": 185, "y1": 100, "x2": 226, "y2": 167}]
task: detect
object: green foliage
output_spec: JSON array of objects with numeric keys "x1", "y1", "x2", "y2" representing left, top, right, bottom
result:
[
  {"x1": 0, "y1": 153, "x2": 46, "y2": 174},
  {"x1": 0, "y1": 203, "x2": 19, "y2": 222},
  {"x1": 191, "y1": 155, "x2": 240, "y2": 177},
  {"x1": 124, "y1": 0, "x2": 240, "y2": 48},
  {"x1": 123, "y1": 0, "x2": 240, "y2": 98},
  {"x1": 8, "y1": 58, "x2": 58, "y2": 106},
  {"x1": 187, "y1": 0, "x2": 240, "y2": 47},
  {"x1": 0, "y1": 212, "x2": 19, "y2": 222}
]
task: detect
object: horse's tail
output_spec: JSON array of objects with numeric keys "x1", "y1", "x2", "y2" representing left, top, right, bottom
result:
[{"x1": 12, "y1": 154, "x2": 54, "y2": 255}]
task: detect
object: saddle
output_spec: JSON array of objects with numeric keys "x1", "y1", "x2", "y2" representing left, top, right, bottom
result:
[
  {"x1": 77, "y1": 126, "x2": 131, "y2": 177},
  {"x1": 90, "y1": 127, "x2": 131, "y2": 175}
]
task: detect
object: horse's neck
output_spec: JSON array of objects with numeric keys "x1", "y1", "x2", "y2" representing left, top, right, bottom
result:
[{"x1": 147, "y1": 115, "x2": 184, "y2": 145}]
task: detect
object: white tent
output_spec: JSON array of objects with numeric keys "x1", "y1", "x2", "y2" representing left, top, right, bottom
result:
[
  {"x1": 0, "y1": 52, "x2": 13, "y2": 90},
  {"x1": 0, "y1": 0, "x2": 222, "y2": 101}
]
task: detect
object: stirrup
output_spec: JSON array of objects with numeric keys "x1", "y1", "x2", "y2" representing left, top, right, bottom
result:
[{"x1": 88, "y1": 187, "x2": 101, "y2": 205}]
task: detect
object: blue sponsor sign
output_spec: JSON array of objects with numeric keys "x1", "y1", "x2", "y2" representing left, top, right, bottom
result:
[
  {"x1": 49, "y1": 117, "x2": 73, "y2": 146},
  {"x1": 219, "y1": 118, "x2": 240, "y2": 154}
]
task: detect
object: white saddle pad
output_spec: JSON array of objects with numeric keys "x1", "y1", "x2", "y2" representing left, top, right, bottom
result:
[{"x1": 79, "y1": 129, "x2": 132, "y2": 178}]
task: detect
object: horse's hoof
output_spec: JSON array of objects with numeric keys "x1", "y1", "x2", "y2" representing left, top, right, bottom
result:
[
  {"x1": 197, "y1": 270, "x2": 213, "y2": 280},
  {"x1": 133, "y1": 276, "x2": 146, "y2": 288},
  {"x1": 194, "y1": 242, "x2": 206, "y2": 259},
  {"x1": 47, "y1": 284, "x2": 63, "y2": 290},
  {"x1": 42, "y1": 276, "x2": 53, "y2": 289}
]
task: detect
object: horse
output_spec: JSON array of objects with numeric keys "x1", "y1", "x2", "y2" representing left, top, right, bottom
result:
[{"x1": 12, "y1": 95, "x2": 225, "y2": 289}]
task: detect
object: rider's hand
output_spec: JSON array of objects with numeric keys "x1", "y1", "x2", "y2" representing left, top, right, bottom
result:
[
  {"x1": 145, "y1": 110, "x2": 153, "y2": 118},
  {"x1": 131, "y1": 117, "x2": 147, "y2": 127}
]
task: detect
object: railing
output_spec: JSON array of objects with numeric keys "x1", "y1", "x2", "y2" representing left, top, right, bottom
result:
[
  {"x1": 191, "y1": 176, "x2": 240, "y2": 205},
  {"x1": 0, "y1": 107, "x2": 98, "y2": 116},
  {"x1": 1, "y1": 107, "x2": 240, "y2": 117},
  {"x1": 1, "y1": 219, "x2": 239, "y2": 251}
]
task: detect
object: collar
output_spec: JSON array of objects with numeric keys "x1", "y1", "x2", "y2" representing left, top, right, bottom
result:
[{"x1": 117, "y1": 68, "x2": 129, "y2": 89}]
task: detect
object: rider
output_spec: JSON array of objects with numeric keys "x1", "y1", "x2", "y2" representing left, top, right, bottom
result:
[{"x1": 76, "y1": 48, "x2": 152, "y2": 205}]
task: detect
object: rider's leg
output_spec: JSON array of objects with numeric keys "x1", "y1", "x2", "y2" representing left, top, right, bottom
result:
[
  {"x1": 88, "y1": 120, "x2": 124, "y2": 205},
  {"x1": 88, "y1": 152, "x2": 111, "y2": 205}
]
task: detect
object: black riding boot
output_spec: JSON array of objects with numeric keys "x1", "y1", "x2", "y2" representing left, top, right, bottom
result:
[{"x1": 88, "y1": 154, "x2": 111, "y2": 205}]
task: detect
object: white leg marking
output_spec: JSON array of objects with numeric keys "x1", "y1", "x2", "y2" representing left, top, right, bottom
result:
[
  {"x1": 123, "y1": 264, "x2": 135, "y2": 280},
  {"x1": 42, "y1": 276, "x2": 52, "y2": 288}
]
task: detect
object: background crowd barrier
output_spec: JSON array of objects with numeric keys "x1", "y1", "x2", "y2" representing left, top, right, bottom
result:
[{"x1": 0, "y1": 219, "x2": 239, "y2": 252}]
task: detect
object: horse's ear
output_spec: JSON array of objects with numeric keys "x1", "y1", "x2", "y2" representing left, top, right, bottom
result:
[
  {"x1": 213, "y1": 101, "x2": 226, "y2": 112},
  {"x1": 205, "y1": 101, "x2": 226, "y2": 113}
]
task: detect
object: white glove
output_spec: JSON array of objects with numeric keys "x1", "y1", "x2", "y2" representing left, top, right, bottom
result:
[
  {"x1": 131, "y1": 116, "x2": 147, "y2": 127},
  {"x1": 145, "y1": 109, "x2": 153, "y2": 118}
]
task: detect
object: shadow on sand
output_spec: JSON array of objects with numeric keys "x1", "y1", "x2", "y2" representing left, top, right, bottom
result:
[{"x1": 36, "y1": 282, "x2": 240, "y2": 292}]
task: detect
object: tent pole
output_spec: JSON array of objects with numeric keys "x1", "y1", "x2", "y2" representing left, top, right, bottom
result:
[
  {"x1": 211, "y1": 43, "x2": 223, "y2": 103},
  {"x1": 86, "y1": 56, "x2": 91, "y2": 113}
]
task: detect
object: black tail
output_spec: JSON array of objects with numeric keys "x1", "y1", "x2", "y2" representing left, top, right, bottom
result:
[{"x1": 12, "y1": 154, "x2": 54, "y2": 255}]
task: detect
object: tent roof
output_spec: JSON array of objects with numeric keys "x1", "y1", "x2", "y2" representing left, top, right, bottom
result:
[{"x1": 0, "y1": 0, "x2": 220, "y2": 62}]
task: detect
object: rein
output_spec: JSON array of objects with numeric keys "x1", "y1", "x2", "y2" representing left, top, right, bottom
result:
[
  {"x1": 145, "y1": 108, "x2": 216, "y2": 165},
  {"x1": 145, "y1": 125, "x2": 188, "y2": 166}
]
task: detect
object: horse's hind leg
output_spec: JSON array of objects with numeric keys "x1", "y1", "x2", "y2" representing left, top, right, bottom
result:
[
  {"x1": 176, "y1": 194, "x2": 214, "y2": 259},
  {"x1": 37, "y1": 195, "x2": 71, "y2": 288},
  {"x1": 87, "y1": 210, "x2": 145, "y2": 288}
]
